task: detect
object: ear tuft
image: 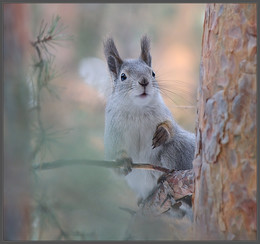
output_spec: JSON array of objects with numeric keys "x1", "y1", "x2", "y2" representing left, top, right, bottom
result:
[
  {"x1": 140, "y1": 35, "x2": 152, "y2": 67},
  {"x1": 104, "y1": 38, "x2": 123, "y2": 78}
]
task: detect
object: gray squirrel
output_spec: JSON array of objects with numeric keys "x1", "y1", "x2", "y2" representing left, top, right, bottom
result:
[{"x1": 103, "y1": 36, "x2": 195, "y2": 200}]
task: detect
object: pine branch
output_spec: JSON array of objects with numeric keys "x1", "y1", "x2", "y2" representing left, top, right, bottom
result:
[
  {"x1": 29, "y1": 15, "x2": 72, "y2": 241},
  {"x1": 29, "y1": 15, "x2": 70, "y2": 162},
  {"x1": 30, "y1": 15, "x2": 72, "y2": 64}
]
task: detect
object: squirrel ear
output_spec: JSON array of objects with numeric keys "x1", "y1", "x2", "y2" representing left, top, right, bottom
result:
[
  {"x1": 104, "y1": 38, "x2": 123, "y2": 78},
  {"x1": 140, "y1": 35, "x2": 152, "y2": 67}
]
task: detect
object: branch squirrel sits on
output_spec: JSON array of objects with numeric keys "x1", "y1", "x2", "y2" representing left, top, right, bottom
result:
[{"x1": 103, "y1": 36, "x2": 195, "y2": 201}]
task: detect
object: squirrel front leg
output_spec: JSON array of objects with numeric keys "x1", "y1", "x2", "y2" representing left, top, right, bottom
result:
[{"x1": 152, "y1": 120, "x2": 174, "y2": 149}]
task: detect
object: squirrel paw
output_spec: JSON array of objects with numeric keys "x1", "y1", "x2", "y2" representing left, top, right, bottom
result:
[
  {"x1": 115, "y1": 150, "x2": 133, "y2": 176},
  {"x1": 152, "y1": 121, "x2": 174, "y2": 149},
  {"x1": 137, "y1": 197, "x2": 144, "y2": 207}
]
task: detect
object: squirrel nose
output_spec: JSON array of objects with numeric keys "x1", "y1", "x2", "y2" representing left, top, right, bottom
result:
[{"x1": 139, "y1": 78, "x2": 149, "y2": 87}]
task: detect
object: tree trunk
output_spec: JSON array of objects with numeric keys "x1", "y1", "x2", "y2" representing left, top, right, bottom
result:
[
  {"x1": 193, "y1": 3, "x2": 257, "y2": 240},
  {"x1": 4, "y1": 4, "x2": 31, "y2": 240}
]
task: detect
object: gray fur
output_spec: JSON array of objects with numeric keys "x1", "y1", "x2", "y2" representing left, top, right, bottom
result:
[{"x1": 103, "y1": 36, "x2": 195, "y2": 199}]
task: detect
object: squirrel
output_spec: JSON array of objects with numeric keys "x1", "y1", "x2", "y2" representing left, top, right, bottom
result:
[{"x1": 103, "y1": 36, "x2": 195, "y2": 201}]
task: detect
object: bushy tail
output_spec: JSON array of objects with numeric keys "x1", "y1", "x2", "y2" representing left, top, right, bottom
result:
[{"x1": 78, "y1": 57, "x2": 112, "y2": 99}]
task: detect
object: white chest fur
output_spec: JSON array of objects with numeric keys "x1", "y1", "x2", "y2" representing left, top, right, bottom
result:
[
  {"x1": 105, "y1": 102, "x2": 165, "y2": 161},
  {"x1": 104, "y1": 98, "x2": 171, "y2": 198},
  {"x1": 120, "y1": 112, "x2": 155, "y2": 161},
  {"x1": 117, "y1": 114, "x2": 161, "y2": 198}
]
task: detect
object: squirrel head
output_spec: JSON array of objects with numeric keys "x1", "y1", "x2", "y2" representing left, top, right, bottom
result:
[{"x1": 104, "y1": 35, "x2": 159, "y2": 106}]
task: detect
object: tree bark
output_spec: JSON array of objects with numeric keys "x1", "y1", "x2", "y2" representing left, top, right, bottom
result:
[{"x1": 193, "y1": 3, "x2": 257, "y2": 240}]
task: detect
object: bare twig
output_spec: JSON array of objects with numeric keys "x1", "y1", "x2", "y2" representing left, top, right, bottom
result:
[
  {"x1": 171, "y1": 105, "x2": 196, "y2": 109},
  {"x1": 119, "y1": 207, "x2": 136, "y2": 216},
  {"x1": 32, "y1": 159, "x2": 171, "y2": 173}
]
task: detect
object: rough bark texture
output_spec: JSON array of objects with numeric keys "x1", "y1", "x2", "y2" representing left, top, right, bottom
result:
[
  {"x1": 193, "y1": 4, "x2": 257, "y2": 240},
  {"x1": 141, "y1": 169, "x2": 194, "y2": 214},
  {"x1": 122, "y1": 169, "x2": 194, "y2": 240}
]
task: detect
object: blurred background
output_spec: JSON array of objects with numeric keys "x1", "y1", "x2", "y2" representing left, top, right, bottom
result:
[{"x1": 3, "y1": 3, "x2": 205, "y2": 240}]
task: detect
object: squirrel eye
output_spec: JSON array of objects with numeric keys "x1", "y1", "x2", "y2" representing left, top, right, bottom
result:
[
  {"x1": 152, "y1": 71, "x2": 155, "y2": 77},
  {"x1": 121, "y1": 73, "x2": 127, "y2": 81}
]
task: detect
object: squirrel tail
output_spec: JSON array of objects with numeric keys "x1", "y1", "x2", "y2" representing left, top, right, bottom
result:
[{"x1": 78, "y1": 57, "x2": 112, "y2": 99}]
